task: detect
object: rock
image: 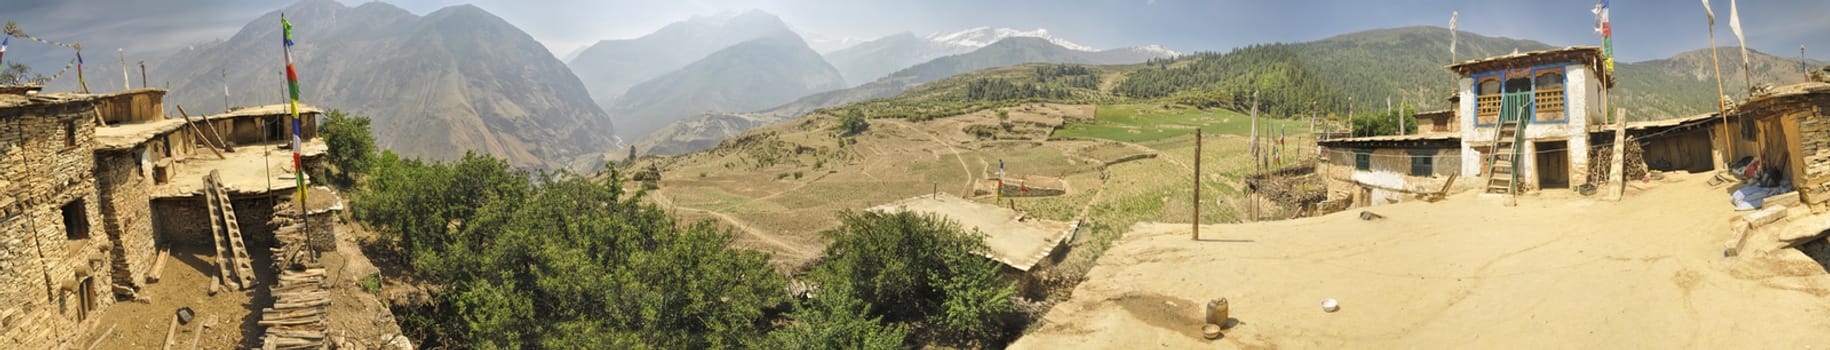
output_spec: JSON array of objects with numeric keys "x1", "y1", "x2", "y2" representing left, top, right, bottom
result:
[{"x1": 1765, "y1": 213, "x2": 1830, "y2": 253}]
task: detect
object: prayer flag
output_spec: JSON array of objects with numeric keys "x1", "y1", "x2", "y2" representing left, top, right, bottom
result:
[
  {"x1": 1729, "y1": 0, "x2": 1750, "y2": 73},
  {"x1": 1702, "y1": 0, "x2": 1716, "y2": 26},
  {"x1": 76, "y1": 51, "x2": 86, "y2": 91},
  {"x1": 1449, "y1": 11, "x2": 1459, "y2": 59},
  {"x1": 283, "y1": 13, "x2": 307, "y2": 208},
  {"x1": 1593, "y1": 0, "x2": 1614, "y2": 72}
]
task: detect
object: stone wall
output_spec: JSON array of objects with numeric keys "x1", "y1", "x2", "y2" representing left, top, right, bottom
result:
[
  {"x1": 0, "y1": 100, "x2": 110, "y2": 349},
  {"x1": 1792, "y1": 97, "x2": 1830, "y2": 211},
  {"x1": 306, "y1": 211, "x2": 337, "y2": 252},
  {"x1": 95, "y1": 151, "x2": 156, "y2": 290},
  {"x1": 152, "y1": 197, "x2": 211, "y2": 250}
]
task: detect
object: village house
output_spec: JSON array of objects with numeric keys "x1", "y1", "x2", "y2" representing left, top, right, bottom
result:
[
  {"x1": 0, "y1": 85, "x2": 331, "y2": 349},
  {"x1": 1724, "y1": 82, "x2": 1830, "y2": 212},
  {"x1": 1316, "y1": 46, "x2": 1743, "y2": 208}
]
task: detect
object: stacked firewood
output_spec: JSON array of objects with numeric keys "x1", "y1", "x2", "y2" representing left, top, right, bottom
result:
[
  {"x1": 259, "y1": 201, "x2": 330, "y2": 350},
  {"x1": 1588, "y1": 140, "x2": 1648, "y2": 185}
]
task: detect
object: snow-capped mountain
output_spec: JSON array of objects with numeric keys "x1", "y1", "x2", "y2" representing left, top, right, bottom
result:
[
  {"x1": 924, "y1": 27, "x2": 1097, "y2": 52},
  {"x1": 1126, "y1": 44, "x2": 1183, "y2": 57}
]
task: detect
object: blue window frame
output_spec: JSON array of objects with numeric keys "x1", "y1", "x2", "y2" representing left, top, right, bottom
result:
[{"x1": 1472, "y1": 63, "x2": 1573, "y2": 127}]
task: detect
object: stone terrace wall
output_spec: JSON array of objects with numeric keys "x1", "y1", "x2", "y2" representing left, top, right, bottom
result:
[
  {"x1": 152, "y1": 197, "x2": 211, "y2": 250},
  {"x1": 95, "y1": 151, "x2": 156, "y2": 290},
  {"x1": 0, "y1": 100, "x2": 110, "y2": 349}
]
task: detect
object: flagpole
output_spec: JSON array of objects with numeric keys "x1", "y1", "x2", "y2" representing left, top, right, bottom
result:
[
  {"x1": 1706, "y1": 2, "x2": 1735, "y2": 162},
  {"x1": 282, "y1": 13, "x2": 307, "y2": 237}
]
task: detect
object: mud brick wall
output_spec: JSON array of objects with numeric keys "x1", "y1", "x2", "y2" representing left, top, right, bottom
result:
[
  {"x1": 95, "y1": 151, "x2": 156, "y2": 289},
  {"x1": 0, "y1": 101, "x2": 110, "y2": 349}
]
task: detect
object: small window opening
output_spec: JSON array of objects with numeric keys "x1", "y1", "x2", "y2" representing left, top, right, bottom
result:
[{"x1": 61, "y1": 200, "x2": 88, "y2": 240}]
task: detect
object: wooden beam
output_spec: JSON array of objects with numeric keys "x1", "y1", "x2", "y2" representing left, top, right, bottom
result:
[
  {"x1": 178, "y1": 105, "x2": 234, "y2": 153},
  {"x1": 176, "y1": 107, "x2": 227, "y2": 160}
]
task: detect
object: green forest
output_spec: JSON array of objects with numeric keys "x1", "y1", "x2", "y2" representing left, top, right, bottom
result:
[{"x1": 323, "y1": 114, "x2": 1023, "y2": 349}]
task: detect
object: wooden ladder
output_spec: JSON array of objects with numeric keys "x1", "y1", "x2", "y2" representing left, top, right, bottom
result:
[
  {"x1": 205, "y1": 170, "x2": 258, "y2": 290},
  {"x1": 1484, "y1": 107, "x2": 1530, "y2": 197}
]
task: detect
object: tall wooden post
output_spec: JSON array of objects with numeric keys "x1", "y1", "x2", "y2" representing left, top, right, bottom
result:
[
  {"x1": 1607, "y1": 108, "x2": 1628, "y2": 200},
  {"x1": 1193, "y1": 128, "x2": 1201, "y2": 240},
  {"x1": 118, "y1": 49, "x2": 128, "y2": 91},
  {"x1": 1708, "y1": 18, "x2": 1735, "y2": 161}
]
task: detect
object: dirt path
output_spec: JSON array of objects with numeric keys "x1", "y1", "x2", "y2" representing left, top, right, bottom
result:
[
  {"x1": 1015, "y1": 173, "x2": 1830, "y2": 348},
  {"x1": 887, "y1": 120, "x2": 976, "y2": 197},
  {"x1": 653, "y1": 191, "x2": 815, "y2": 260}
]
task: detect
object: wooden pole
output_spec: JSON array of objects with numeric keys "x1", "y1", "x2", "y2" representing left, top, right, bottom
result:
[
  {"x1": 118, "y1": 49, "x2": 128, "y2": 92},
  {"x1": 138, "y1": 61, "x2": 146, "y2": 89},
  {"x1": 175, "y1": 106, "x2": 227, "y2": 160},
  {"x1": 1347, "y1": 97, "x2": 1355, "y2": 137},
  {"x1": 1193, "y1": 127, "x2": 1201, "y2": 240},
  {"x1": 1708, "y1": 20, "x2": 1735, "y2": 164},
  {"x1": 160, "y1": 314, "x2": 179, "y2": 350},
  {"x1": 1607, "y1": 108, "x2": 1628, "y2": 201},
  {"x1": 177, "y1": 105, "x2": 233, "y2": 153}
]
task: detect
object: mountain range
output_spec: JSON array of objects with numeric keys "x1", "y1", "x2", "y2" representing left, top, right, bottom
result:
[
  {"x1": 152, "y1": 0, "x2": 614, "y2": 168},
  {"x1": 565, "y1": 10, "x2": 797, "y2": 110},
  {"x1": 631, "y1": 36, "x2": 1177, "y2": 156},
  {"x1": 604, "y1": 33, "x2": 846, "y2": 141},
  {"x1": 112, "y1": 1, "x2": 1823, "y2": 169}
]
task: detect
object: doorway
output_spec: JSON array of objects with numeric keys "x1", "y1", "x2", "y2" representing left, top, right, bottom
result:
[{"x1": 1537, "y1": 140, "x2": 1570, "y2": 190}]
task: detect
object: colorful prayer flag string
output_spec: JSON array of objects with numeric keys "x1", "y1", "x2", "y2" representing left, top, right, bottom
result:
[{"x1": 282, "y1": 14, "x2": 307, "y2": 212}]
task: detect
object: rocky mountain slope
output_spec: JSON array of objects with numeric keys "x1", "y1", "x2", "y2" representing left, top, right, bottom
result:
[
  {"x1": 606, "y1": 34, "x2": 845, "y2": 141},
  {"x1": 566, "y1": 10, "x2": 797, "y2": 107},
  {"x1": 153, "y1": 0, "x2": 614, "y2": 168}
]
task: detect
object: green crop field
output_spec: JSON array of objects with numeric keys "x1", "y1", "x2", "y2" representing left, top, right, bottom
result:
[{"x1": 1053, "y1": 104, "x2": 1312, "y2": 143}]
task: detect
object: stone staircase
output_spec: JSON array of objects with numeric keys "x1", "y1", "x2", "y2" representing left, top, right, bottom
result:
[{"x1": 205, "y1": 170, "x2": 257, "y2": 290}]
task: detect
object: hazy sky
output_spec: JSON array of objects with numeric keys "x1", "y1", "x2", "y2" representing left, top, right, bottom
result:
[{"x1": 2, "y1": 0, "x2": 1825, "y2": 67}]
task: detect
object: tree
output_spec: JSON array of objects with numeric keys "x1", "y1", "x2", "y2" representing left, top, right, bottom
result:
[
  {"x1": 320, "y1": 110, "x2": 376, "y2": 188},
  {"x1": 836, "y1": 109, "x2": 869, "y2": 136},
  {"x1": 808, "y1": 210, "x2": 1018, "y2": 347},
  {"x1": 1, "y1": 63, "x2": 28, "y2": 84},
  {"x1": 354, "y1": 155, "x2": 788, "y2": 349}
]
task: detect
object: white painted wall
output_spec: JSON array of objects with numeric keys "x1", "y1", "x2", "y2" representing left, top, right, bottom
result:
[{"x1": 1456, "y1": 62, "x2": 1602, "y2": 189}]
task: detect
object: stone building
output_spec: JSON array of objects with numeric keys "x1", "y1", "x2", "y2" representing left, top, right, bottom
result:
[
  {"x1": 0, "y1": 85, "x2": 329, "y2": 349},
  {"x1": 0, "y1": 89, "x2": 111, "y2": 348},
  {"x1": 1728, "y1": 82, "x2": 1830, "y2": 212}
]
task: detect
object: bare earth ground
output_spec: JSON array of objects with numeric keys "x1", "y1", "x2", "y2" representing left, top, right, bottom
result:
[
  {"x1": 648, "y1": 104, "x2": 1104, "y2": 268},
  {"x1": 1013, "y1": 172, "x2": 1830, "y2": 349},
  {"x1": 82, "y1": 215, "x2": 403, "y2": 349}
]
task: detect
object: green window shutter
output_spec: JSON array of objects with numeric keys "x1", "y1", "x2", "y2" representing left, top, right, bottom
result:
[{"x1": 1410, "y1": 151, "x2": 1434, "y2": 176}]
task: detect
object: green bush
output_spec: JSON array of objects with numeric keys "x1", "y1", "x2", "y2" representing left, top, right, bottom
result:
[
  {"x1": 766, "y1": 283, "x2": 909, "y2": 350},
  {"x1": 808, "y1": 211, "x2": 1018, "y2": 347}
]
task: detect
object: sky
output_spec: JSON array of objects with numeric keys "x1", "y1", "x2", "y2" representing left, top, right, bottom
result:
[{"x1": 2, "y1": 0, "x2": 1825, "y2": 69}]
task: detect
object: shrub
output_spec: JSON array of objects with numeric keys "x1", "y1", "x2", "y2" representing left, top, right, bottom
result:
[{"x1": 808, "y1": 211, "x2": 1018, "y2": 347}]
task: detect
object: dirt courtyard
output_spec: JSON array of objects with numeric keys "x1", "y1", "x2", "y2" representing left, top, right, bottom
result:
[{"x1": 1014, "y1": 173, "x2": 1830, "y2": 348}]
